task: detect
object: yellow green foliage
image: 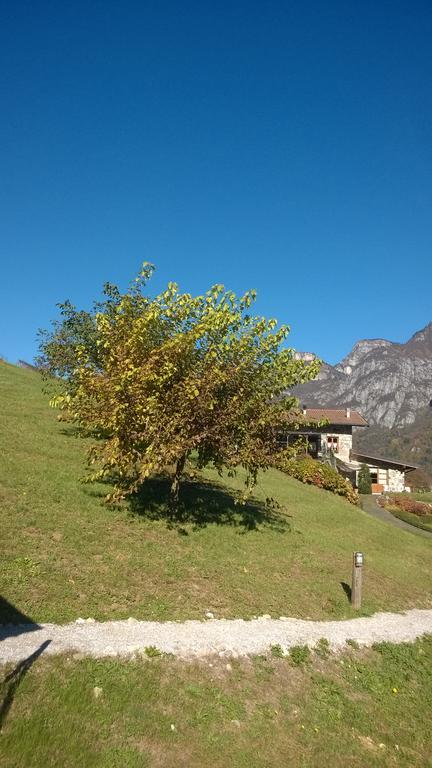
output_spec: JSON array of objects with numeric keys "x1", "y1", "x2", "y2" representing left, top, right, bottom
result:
[
  {"x1": 275, "y1": 454, "x2": 359, "y2": 505},
  {"x1": 40, "y1": 264, "x2": 320, "y2": 503}
]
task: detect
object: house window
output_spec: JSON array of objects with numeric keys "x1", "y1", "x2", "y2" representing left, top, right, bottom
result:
[
  {"x1": 327, "y1": 436, "x2": 339, "y2": 452},
  {"x1": 369, "y1": 469, "x2": 378, "y2": 484}
]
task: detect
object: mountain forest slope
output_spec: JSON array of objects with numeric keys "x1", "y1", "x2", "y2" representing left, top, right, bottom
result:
[{"x1": 354, "y1": 406, "x2": 432, "y2": 486}]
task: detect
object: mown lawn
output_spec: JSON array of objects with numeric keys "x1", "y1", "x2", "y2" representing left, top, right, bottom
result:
[
  {"x1": 390, "y1": 508, "x2": 432, "y2": 533},
  {"x1": 1, "y1": 361, "x2": 432, "y2": 624},
  {"x1": 410, "y1": 492, "x2": 432, "y2": 502},
  {"x1": 1, "y1": 638, "x2": 432, "y2": 767}
]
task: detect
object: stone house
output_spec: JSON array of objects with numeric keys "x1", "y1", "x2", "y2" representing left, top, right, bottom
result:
[{"x1": 282, "y1": 407, "x2": 416, "y2": 493}]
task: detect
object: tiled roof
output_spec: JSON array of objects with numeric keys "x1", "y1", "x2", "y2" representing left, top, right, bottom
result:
[
  {"x1": 350, "y1": 451, "x2": 417, "y2": 471},
  {"x1": 301, "y1": 408, "x2": 368, "y2": 427}
]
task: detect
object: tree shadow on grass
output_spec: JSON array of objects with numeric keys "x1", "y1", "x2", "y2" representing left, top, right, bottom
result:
[{"x1": 129, "y1": 476, "x2": 291, "y2": 535}]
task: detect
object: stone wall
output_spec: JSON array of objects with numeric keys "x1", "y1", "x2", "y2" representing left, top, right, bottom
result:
[
  {"x1": 321, "y1": 432, "x2": 353, "y2": 462},
  {"x1": 387, "y1": 468, "x2": 406, "y2": 493},
  {"x1": 351, "y1": 463, "x2": 406, "y2": 493},
  {"x1": 336, "y1": 433, "x2": 353, "y2": 462}
]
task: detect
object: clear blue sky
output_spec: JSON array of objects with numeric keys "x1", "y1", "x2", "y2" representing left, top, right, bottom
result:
[{"x1": 1, "y1": 1, "x2": 431, "y2": 365}]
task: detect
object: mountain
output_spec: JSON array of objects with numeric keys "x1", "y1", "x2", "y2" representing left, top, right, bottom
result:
[{"x1": 292, "y1": 322, "x2": 432, "y2": 429}]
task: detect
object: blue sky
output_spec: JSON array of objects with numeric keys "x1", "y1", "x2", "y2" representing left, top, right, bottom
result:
[{"x1": 1, "y1": 1, "x2": 431, "y2": 365}]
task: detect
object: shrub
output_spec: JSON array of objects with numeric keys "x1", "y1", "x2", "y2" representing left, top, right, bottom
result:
[
  {"x1": 289, "y1": 645, "x2": 311, "y2": 666},
  {"x1": 358, "y1": 464, "x2": 372, "y2": 494},
  {"x1": 315, "y1": 638, "x2": 331, "y2": 658},
  {"x1": 346, "y1": 638, "x2": 359, "y2": 649},
  {"x1": 270, "y1": 644, "x2": 285, "y2": 658},
  {"x1": 274, "y1": 454, "x2": 358, "y2": 505},
  {"x1": 144, "y1": 645, "x2": 162, "y2": 658},
  {"x1": 381, "y1": 495, "x2": 432, "y2": 518}
]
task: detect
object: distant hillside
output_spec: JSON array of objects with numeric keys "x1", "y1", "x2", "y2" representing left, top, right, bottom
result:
[{"x1": 292, "y1": 322, "x2": 432, "y2": 429}]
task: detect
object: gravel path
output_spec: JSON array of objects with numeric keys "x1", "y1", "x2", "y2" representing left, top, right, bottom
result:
[{"x1": 2, "y1": 609, "x2": 432, "y2": 664}]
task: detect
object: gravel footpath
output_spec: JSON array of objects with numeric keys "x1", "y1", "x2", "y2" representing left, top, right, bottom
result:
[{"x1": 1, "y1": 609, "x2": 432, "y2": 664}]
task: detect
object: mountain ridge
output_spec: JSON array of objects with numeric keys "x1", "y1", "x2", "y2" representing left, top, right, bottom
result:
[{"x1": 292, "y1": 322, "x2": 432, "y2": 429}]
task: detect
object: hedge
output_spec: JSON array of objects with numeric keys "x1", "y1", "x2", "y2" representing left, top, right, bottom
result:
[{"x1": 274, "y1": 454, "x2": 359, "y2": 505}]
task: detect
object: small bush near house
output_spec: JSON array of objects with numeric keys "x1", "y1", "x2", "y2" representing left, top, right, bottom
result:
[
  {"x1": 357, "y1": 463, "x2": 372, "y2": 495},
  {"x1": 274, "y1": 455, "x2": 358, "y2": 505}
]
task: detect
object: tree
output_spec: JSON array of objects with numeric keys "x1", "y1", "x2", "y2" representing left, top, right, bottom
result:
[
  {"x1": 36, "y1": 282, "x2": 122, "y2": 379},
  {"x1": 357, "y1": 463, "x2": 372, "y2": 494},
  {"x1": 39, "y1": 264, "x2": 320, "y2": 507}
]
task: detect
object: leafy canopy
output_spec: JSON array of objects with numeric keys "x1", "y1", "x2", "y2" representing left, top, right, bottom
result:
[{"x1": 39, "y1": 264, "x2": 320, "y2": 503}]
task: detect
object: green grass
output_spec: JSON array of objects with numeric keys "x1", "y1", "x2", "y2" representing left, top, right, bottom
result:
[
  {"x1": 410, "y1": 492, "x2": 432, "y2": 502},
  {"x1": 1, "y1": 361, "x2": 432, "y2": 624},
  {"x1": 1, "y1": 637, "x2": 432, "y2": 767},
  {"x1": 399, "y1": 491, "x2": 432, "y2": 503},
  {"x1": 390, "y1": 509, "x2": 432, "y2": 533}
]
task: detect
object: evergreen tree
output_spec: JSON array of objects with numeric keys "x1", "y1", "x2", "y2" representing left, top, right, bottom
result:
[{"x1": 358, "y1": 463, "x2": 372, "y2": 494}]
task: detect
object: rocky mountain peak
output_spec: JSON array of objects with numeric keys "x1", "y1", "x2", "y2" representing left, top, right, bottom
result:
[
  {"x1": 292, "y1": 322, "x2": 432, "y2": 429},
  {"x1": 336, "y1": 338, "x2": 395, "y2": 374},
  {"x1": 404, "y1": 322, "x2": 432, "y2": 356},
  {"x1": 293, "y1": 351, "x2": 318, "y2": 362}
]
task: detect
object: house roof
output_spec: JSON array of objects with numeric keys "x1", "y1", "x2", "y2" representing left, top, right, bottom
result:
[
  {"x1": 301, "y1": 408, "x2": 368, "y2": 427},
  {"x1": 350, "y1": 451, "x2": 417, "y2": 472}
]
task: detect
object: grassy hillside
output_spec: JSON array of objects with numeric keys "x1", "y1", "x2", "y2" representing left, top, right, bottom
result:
[
  {"x1": 1, "y1": 361, "x2": 432, "y2": 624},
  {"x1": 2, "y1": 639, "x2": 432, "y2": 767}
]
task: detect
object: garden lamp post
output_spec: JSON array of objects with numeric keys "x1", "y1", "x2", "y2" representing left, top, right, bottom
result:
[{"x1": 351, "y1": 551, "x2": 364, "y2": 609}]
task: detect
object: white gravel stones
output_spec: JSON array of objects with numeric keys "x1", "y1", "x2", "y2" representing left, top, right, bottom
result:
[{"x1": 1, "y1": 609, "x2": 432, "y2": 664}]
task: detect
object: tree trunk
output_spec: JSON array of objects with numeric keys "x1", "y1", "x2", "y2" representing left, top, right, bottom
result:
[{"x1": 170, "y1": 454, "x2": 186, "y2": 510}]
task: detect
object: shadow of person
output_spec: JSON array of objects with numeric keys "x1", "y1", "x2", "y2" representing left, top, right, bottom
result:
[
  {"x1": 340, "y1": 581, "x2": 352, "y2": 602},
  {"x1": 0, "y1": 597, "x2": 41, "y2": 638},
  {"x1": 0, "y1": 640, "x2": 51, "y2": 728}
]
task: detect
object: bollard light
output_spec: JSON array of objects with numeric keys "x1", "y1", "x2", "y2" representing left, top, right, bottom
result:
[
  {"x1": 351, "y1": 551, "x2": 364, "y2": 609},
  {"x1": 354, "y1": 551, "x2": 364, "y2": 567}
]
